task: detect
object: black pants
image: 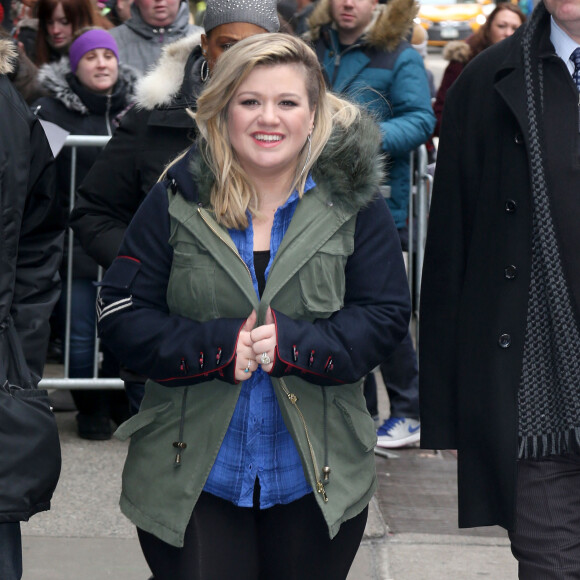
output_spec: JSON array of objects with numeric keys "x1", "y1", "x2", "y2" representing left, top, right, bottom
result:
[
  {"x1": 0, "y1": 523, "x2": 22, "y2": 580},
  {"x1": 509, "y1": 454, "x2": 580, "y2": 579},
  {"x1": 138, "y1": 491, "x2": 368, "y2": 580}
]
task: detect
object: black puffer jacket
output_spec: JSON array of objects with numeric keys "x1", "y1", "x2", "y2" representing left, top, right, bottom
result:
[
  {"x1": 0, "y1": 39, "x2": 64, "y2": 384},
  {"x1": 33, "y1": 57, "x2": 137, "y2": 278},
  {"x1": 70, "y1": 32, "x2": 203, "y2": 269}
]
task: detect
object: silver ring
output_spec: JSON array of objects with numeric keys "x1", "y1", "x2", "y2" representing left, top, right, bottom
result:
[
  {"x1": 260, "y1": 352, "x2": 271, "y2": 365},
  {"x1": 244, "y1": 360, "x2": 251, "y2": 373}
]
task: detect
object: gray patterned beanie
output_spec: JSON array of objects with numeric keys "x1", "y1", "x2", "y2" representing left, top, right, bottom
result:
[{"x1": 203, "y1": 0, "x2": 280, "y2": 34}]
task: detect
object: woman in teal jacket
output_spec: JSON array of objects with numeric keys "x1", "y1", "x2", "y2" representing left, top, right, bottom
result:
[{"x1": 97, "y1": 33, "x2": 410, "y2": 580}]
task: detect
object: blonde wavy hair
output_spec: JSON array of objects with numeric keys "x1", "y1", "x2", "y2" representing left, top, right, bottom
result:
[{"x1": 192, "y1": 33, "x2": 361, "y2": 229}]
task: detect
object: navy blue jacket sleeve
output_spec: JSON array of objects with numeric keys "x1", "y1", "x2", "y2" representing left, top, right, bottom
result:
[
  {"x1": 96, "y1": 182, "x2": 246, "y2": 386},
  {"x1": 268, "y1": 196, "x2": 411, "y2": 386}
]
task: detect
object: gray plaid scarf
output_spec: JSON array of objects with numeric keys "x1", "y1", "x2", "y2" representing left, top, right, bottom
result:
[{"x1": 518, "y1": 3, "x2": 580, "y2": 459}]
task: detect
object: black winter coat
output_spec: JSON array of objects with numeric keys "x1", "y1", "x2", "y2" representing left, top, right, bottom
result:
[
  {"x1": 0, "y1": 39, "x2": 63, "y2": 385},
  {"x1": 419, "y1": 5, "x2": 580, "y2": 531},
  {"x1": 70, "y1": 33, "x2": 203, "y2": 269},
  {"x1": 33, "y1": 58, "x2": 137, "y2": 278}
]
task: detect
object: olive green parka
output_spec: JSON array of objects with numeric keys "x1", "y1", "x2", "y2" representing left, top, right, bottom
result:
[{"x1": 98, "y1": 112, "x2": 411, "y2": 547}]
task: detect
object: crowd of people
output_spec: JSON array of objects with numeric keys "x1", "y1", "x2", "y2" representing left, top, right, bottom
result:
[{"x1": 3, "y1": 0, "x2": 580, "y2": 578}]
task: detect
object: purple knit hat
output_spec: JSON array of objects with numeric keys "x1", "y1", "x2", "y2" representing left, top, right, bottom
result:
[{"x1": 69, "y1": 29, "x2": 119, "y2": 73}]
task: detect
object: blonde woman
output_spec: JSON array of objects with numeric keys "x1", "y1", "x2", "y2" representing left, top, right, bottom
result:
[{"x1": 97, "y1": 33, "x2": 410, "y2": 579}]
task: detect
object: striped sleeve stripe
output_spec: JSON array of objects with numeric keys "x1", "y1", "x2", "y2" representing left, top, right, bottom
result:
[{"x1": 97, "y1": 296, "x2": 133, "y2": 322}]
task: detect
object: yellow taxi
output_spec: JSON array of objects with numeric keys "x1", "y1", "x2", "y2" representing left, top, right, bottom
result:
[{"x1": 417, "y1": 0, "x2": 495, "y2": 46}]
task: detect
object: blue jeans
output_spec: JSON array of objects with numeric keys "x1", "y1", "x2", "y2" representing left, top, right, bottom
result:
[
  {"x1": 378, "y1": 329, "x2": 419, "y2": 418},
  {"x1": 58, "y1": 279, "x2": 127, "y2": 420},
  {"x1": 363, "y1": 225, "x2": 419, "y2": 420},
  {"x1": 0, "y1": 523, "x2": 22, "y2": 580},
  {"x1": 363, "y1": 330, "x2": 419, "y2": 419},
  {"x1": 124, "y1": 379, "x2": 145, "y2": 416},
  {"x1": 57, "y1": 278, "x2": 97, "y2": 380}
]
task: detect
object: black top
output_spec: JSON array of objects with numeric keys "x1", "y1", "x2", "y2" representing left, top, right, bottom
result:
[{"x1": 254, "y1": 250, "x2": 270, "y2": 298}]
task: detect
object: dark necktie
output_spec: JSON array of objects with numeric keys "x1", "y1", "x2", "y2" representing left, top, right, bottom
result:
[{"x1": 571, "y1": 47, "x2": 580, "y2": 91}]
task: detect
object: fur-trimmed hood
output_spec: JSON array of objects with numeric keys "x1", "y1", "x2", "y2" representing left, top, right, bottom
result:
[
  {"x1": 37, "y1": 57, "x2": 138, "y2": 114},
  {"x1": 443, "y1": 39, "x2": 472, "y2": 63},
  {"x1": 182, "y1": 111, "x2": 384, "y2": 215},
  {"x1": 307, "y1": 0, "x2": 418, "y2": 52},
  {"x1": 0, "y1": 39, "x2": 17, "y2": 76},
  {"x1": 135, "y1": 31, "x2": 203, "y2": 110}
]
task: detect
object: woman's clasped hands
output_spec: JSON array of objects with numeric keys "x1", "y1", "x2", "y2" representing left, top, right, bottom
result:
[{"x1": 235, "y1": 308, "x2": 276, "y2": 381}]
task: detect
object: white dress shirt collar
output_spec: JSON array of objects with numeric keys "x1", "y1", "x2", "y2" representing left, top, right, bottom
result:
[{"x1": 551, "y1": 15, "x2": 580, "y2": 75}]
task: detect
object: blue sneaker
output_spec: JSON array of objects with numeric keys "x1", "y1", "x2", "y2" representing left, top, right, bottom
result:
[{"x1": 376, "y1": 417, "x2": 420, "y2": 448}]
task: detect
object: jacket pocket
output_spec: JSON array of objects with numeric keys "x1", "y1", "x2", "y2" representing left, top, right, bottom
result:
[
  {"x1": 114, "y1": 401, "x2": 173, "y2": 441},
  {"x1": 167, "y1": 246, "x2": 218, "y2": 321},
  {"x1": 334, "y1": 396, "x2": 377, "y2": 453},
  {"x1": 298, "y1": 232, "x2": 354, "y2": 317}
]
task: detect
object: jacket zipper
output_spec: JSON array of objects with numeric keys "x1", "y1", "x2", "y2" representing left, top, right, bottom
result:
[
  {"x1": 330, "y1": 36, "x2": 361, "y2": 89},
  {"x1": 197, "y1": 206, "x2": 328, "y2": 496},
  {"x1": 197, "y1": 208, "x2": 252, "y2": 280},
  {"x1": 279, "y1": 378, "x2": 328, "y2": 503},
  {"x1": 322, "y1": 387, "x2": 330, "y2": 484}
]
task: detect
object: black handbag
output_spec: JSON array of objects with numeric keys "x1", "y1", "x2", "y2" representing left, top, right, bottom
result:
[{"x1": 0, "y1": 317, "x2": 62, "y2": 523}]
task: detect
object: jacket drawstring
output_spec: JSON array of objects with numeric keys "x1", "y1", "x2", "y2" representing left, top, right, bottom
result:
[
  {"x1": 173, "y1": 388, "x2": 188, "y2": 466},
  {"x1": 153, "y1": 26, "x2": 173, "y2": 44}
]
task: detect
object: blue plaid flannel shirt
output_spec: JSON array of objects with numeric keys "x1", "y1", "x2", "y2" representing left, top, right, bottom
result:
[{"x1": 203, "y1": 177, "x2": 316, "y2": 508}]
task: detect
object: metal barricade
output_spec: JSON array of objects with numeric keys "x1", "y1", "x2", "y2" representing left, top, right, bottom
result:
[
  {"x1": 407, "y1": 144, "x2": 432, "y2": 354},
  {"x1": 40, "y1": 138, "x2": 433, "y2": 389},
  {"x1": 40, "y1": 134, "x2": 123, "y2": 390}
]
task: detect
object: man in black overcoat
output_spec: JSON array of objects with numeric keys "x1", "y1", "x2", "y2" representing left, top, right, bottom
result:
[
  {"x1": 420, "y1": 0, "x2": 580, "y2": 575},
  {"x1": 0, "y1": 38, "x2": 63, "y2": 580}
]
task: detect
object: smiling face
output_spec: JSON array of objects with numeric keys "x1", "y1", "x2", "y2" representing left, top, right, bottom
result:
[
  {"x1": 488, "y1": 8, "x2": 522, "y2": 44},
  {"x1": 136, "y1": 0, "x2": 179, "y2": 27},
  {"x1": 227, "y1": 63, "x2": 316, "y2": 186},
  {"x1": 75, "y1": 48, "x2": 119, "y2": 94},
  {"x1": 46, "y1": 3, "x2": 73, "y2": 49},
  {"x1": 201, "y1": 22, "x2": 268, "y2": 73}
]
